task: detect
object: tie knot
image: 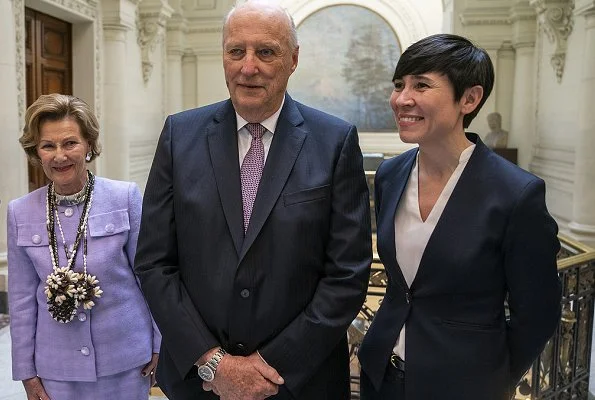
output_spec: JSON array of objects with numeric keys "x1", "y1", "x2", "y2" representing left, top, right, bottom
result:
[{"x1": 245, "y1": 123, "x2": 266, "y2": 139}]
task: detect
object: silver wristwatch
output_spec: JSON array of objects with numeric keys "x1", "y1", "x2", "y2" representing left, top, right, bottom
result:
[{"x1": 197, "y1": 348, "x2": 227, "y2": 382}]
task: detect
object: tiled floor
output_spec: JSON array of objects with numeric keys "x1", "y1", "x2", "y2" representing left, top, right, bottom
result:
[{"x1": 0, "y1": 317, "x2": 593, "y2": 399}]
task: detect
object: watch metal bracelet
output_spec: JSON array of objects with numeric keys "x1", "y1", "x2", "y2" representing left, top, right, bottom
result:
[{"x1": 197, "y1": 347, "x2": 227, "y2": 382}]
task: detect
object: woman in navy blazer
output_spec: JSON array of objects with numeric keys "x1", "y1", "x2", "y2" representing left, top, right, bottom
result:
[
  {"x1": 358, "y1": 34, "x2": 561, "y2": 400},
  {"x1": 7, "y1": 94, "x2": 160, "y2": 400}
]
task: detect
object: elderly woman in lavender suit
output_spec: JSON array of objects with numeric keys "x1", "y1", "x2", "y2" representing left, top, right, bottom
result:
[{"x1": 7, "y1": 94, "x2": 160, "y2": 400}]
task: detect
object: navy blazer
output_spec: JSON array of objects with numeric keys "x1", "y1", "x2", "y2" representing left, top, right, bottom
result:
[
  {"x1": 135, "y1": 94, "x2": 372, "y2": 399},
  {"x1": 358, "y1": 133, "x2": 561, "y2": 400}
]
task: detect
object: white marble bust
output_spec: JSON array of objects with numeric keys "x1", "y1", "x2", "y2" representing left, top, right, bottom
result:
[{"x1": 484, "y1": 112, "x2": 508, "y2": 149}]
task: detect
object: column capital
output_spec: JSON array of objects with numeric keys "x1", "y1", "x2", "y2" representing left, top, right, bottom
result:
[
  {"x1": 530, "y1": 0, "x2": 575, "y2": 82},
  {"x1": 102, "y1": 0, "x2": 139, "y2": 30},
  {"x1": 510, "y1": 1, "x2": 538, "y2": 47},
  {"x1": 166, "y1": 13, "x2": 187, "y2": 55}
]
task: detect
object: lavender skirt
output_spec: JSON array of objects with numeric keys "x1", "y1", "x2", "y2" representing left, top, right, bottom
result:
[{"x1": 41, "y1": 365, "x2": 151, "y2": 400}]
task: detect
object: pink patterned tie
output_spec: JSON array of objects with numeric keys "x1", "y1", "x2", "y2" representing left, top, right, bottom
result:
[{"x1": 241, "y1": 123, "x2": 266, "y2": 232}]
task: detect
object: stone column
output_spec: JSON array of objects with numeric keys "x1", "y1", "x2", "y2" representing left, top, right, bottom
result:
[
  {"x1": 509, "y1": 45, "x2": 536, "y2": 170},
  {"x1": 100, "y1": 0, "x2": 138, "y2": 180},
  {"x1": 569, "y1": 3, "x2": 595, "y2": 245},
  {"x1": 182, "y1": 53, "x2": 197, "y2": 109},
  {"x1": 167, "y1": 50, "x2": 184, "y2": 114},
  {"x1": 510, "y1": 2, "x2": 538, "y2": 170},
  {"x1": 101, "y1": 25, "x2": 130, "y2": 180},
  {"x1": 458, "y1": 5, "x2": 512, "y2": 134},
  {"x1": 496, "y1": 42, "x2": 515, "y2": 132},
  {"x1": 165, "y1": 13, "x2": 186, "y2": 115}
]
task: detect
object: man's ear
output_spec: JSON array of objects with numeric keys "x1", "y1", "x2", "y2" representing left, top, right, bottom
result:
[
  {"x1": 461, "y1": 85, "x2": 484, "y2": 116},
  {"x1": 290, "y1": 46, "x2": 299, "y2": 73}
]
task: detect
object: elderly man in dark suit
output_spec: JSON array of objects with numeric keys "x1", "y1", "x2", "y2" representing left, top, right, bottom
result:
[{"x1": 134, "y1": 1, "x2": 372, "y2": 399}]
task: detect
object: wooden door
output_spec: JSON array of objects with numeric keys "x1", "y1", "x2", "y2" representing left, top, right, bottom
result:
[{"x1": 25, "y1": 8, "x2": 72, "y2": 191}]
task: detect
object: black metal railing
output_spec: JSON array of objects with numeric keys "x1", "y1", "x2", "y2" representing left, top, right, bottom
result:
[
  {"x1": 522, "y1": 236, "x2": 595, "y2": 399},
  {"x1": 347, "y1": 235, "x2": 595, "y2": 399}
]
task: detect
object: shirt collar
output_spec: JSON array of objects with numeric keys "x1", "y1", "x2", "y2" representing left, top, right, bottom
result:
[{"x1": 235, "y1": 96, "x2": 285, "y2": 134}]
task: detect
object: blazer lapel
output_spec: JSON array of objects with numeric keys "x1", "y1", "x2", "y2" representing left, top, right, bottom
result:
[
  {"x1": 412, "y1": 133, "x2": 488, "y2": 289},
  {"x1": 207, "y1": 101, "x2": 244, "y2": 256},
  {"x1": 377, "y1": 149, "x2": 417, "y2": 291},
  {"x1": 240, "y1": 95, "x2": 306, "y2": 260}
]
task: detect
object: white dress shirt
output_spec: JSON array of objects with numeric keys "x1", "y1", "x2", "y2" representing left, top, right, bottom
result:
[
  {"x1": 236, "y1": 97, "x2": 285, "y2": 166},
  {"x1": 392, "y1": 144, "x2": 476, "y2": 359}
]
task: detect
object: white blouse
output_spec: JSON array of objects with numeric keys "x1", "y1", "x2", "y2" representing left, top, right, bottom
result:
[{"x1": 392, "y1": 144, "x2": 476, "y2": 359}]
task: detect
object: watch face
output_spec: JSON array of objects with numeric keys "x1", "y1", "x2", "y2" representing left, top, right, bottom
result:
[{"x1": 198, "y1": 365, "x2": 215, "y2": 382}]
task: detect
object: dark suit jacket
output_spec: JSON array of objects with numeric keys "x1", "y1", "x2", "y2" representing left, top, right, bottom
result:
[
  {"x1": 135, "y1": 94, "x2": 372, "y2": 399},
  {"x1": 358, "y1": 133, "x2": 561, "y2": 400}
]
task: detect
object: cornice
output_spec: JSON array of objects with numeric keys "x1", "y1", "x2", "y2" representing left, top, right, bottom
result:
[
  {"x1": 530, "y1": 0, "x2": 575, "y2": 82},
  {"x1": 167, "y1": 13, "x2": 187, "y2": 31},
  {"x1": 185, "y1": 16, "x2": 223, "y2": 34},
  {"x1": 574, "y1": 0, "x2": 595, "y2": 14},
  {"x1": 187, "y1": 26, "x2": 222, "y2": 34},
  {"x1": 137, "y1": 0, "x2": 174, "y2": 84},
  {"x1": 48, "y1": 0, "x2": 97, "y2": 18},
  {"x1": 510, "y1": 2, "x2": 538, "y2": 21},
  {"x1": 460, "y1": 7, "x2": 512, "y2": 26}
]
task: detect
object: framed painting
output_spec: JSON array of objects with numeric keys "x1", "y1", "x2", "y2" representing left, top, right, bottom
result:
[{"x1": 288, "y1": 5, "x2": 401, "y2": 133}]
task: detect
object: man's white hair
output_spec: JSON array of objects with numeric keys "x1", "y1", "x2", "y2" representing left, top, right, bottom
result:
[{"x1": 222, "y1": 0, "x2": 299, "y2": 50}]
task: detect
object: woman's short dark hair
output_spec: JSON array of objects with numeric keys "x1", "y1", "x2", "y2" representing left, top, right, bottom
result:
[
  {"x1": 393, "y1": 34, "x2": 494, "y2": 128},
  {"x1": 20, "y1": 94, "x2": 101, "y2": 164}
]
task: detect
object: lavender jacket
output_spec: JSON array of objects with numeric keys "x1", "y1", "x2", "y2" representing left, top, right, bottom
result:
[{"x1": 7, "y1": 177, "x2": 160, "y2": 382}]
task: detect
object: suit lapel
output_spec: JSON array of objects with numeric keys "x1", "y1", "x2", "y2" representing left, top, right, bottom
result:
[
  {"x1": 240, "y1": 95, "x2": 306, "y2": 260},
  {"x1": 412, "y1": 133, "x2": 488, "y2": 289},
  {"x1": 207, "y1": 101, "x2": 244, "y2": 256},
  {"x1": 377, "y1": 149, "x2": 417, "y2": 290}
]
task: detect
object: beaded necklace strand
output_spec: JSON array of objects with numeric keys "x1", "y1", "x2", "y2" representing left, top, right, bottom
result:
[{"x1": 44, "y1": 171, "x2": 103, "y2": 323}]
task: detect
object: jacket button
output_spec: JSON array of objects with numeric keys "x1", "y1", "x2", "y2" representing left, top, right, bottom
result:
[
  {"x1": 64, "y1": 207, "x2": 74, "y2": 217},
  {"x1": 105, "y1": 223, "x2": 115, "y2": 233},
  {"x1": 405, "y1": 292, "x2": 411, "y2": 304},
  {"x1": 31, "y1": 234, "x2": 41, "y2": 244},
  {"x1": 80, "y1": 346, "x2": 90, "y2": 356},
  {"x1": 237, "y1": 343, "x2": 245, "y2": 351},
  {"x1": 240, "y1": 289, "x2": 250, "y2": 298},
  {"x1": 78, "y1": 313, "x2": 87, "y2": 322}
]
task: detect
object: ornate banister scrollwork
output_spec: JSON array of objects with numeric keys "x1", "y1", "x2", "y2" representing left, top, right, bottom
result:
[
  {"x1": 530, "y1": 0, "x2": 575, "y2": 82},
  {"x1": 137, "y1": 0, "x2": 173, "y2": 84}
]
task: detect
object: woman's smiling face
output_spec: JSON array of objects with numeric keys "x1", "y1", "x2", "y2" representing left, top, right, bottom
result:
[
  {"x1": 390, "y1": 72, "x2": 467, "y2": 145},
  {"x1": 37, "y1": 117, "x2": 90, "y2": 195}
]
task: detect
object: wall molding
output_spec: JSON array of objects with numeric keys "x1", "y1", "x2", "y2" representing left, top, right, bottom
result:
[
  {"x1": 14, "y1": 0, "x2": 101, "y2": 123},
  {"x1": 529, "y1": 143, "x2": 575, "y2": 194},
  {"x1": 129, "y1": 139, "x2": 158, "y2": 192},
  {"x1": 283, "y1": 0, "x2": 432, "y2": 50},
  {"x1": 12, "y1": 0, "x2": 25, "y2": 131}
]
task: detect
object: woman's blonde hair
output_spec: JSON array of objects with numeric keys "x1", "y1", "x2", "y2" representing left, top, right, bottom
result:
[{"x1": 20, "y1": 94, "x2": 101, "y2": 164}]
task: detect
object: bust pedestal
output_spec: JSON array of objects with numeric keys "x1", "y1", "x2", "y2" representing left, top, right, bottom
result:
[{"x1": 493, "y1": 148, "x2": 518, "y2": 165}]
